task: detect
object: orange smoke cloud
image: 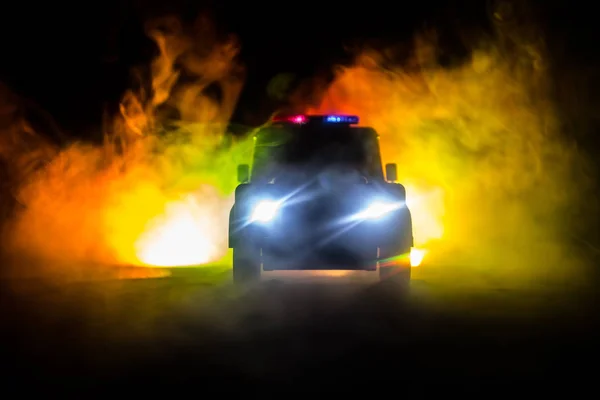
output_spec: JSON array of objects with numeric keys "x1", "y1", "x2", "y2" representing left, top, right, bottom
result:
[
  {"x1": 0, "y1": 9, "x2": 593, "y2": 287},
  {"x1": 0, "y1": 14, "x2": 251, "y2": 277}
]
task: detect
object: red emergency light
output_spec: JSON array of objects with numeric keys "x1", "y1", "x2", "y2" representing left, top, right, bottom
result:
[
  {"x1": 271, "y1": 114, "x2": 359, "y2": 125},
  {"x1": 272, "y1": 114, "x2": 308, "y2": 124}
]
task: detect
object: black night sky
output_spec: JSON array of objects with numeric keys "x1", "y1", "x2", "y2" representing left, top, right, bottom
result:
[
  {"x1": 0, "y1": 1, "x2": 598, "y2": 144},
  {"x1": 2, "y1": 2, "x2": 600, "y2": 392}
]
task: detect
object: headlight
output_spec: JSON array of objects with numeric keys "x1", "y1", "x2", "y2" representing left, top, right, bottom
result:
[
  {"x1": 356, "y1": 200, "x2": 403, "y2": 220},
  {"x1": 250, "y1": 200, "x2": 282, "y2": 222}
]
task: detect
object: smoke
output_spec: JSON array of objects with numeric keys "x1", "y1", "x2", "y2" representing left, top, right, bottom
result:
[
  {"x1": 0, "y1": 7, "x2": 595, "y2": 287},
  {"x1": 300, "y1": 27, "x2": 594, "y2": 286},
  {"x1": 0, "y1": 14, "x2": 252, "y2": 278}
]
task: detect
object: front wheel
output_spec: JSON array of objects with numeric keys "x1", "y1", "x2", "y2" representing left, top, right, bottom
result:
[
  {"x1": 379, "y1": 248, "x2": 411, "y2": 289},
  {"x1": 379, "y1": 263, "x2": 411, "y2": 287},
  {"x1": 233, "y1": 246, "x2": 261, "y2": 284}
]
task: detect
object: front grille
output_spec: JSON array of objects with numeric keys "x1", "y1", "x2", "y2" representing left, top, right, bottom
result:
[
  {"x1": 264, "y1": 194, "x2": 373, "y2": 254},
  {"x1": 303, "y1": 196, "x2": 339, "y2": 223}
]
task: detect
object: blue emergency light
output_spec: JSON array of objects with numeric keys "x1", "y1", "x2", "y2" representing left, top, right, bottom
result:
[
  {"x1": 324, "y1": 115, "x2": 359, "y2": 124},
  {"x1": 272, "y1": 114, "x2": 359, "y2": 125}
]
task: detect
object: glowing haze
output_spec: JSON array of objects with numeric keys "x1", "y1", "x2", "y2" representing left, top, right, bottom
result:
[
  {"x1": 0, "y1": 11, "x2": 593, "y2": 284},
  {"x1": 0, "y1": 15, "x2": 251, "y2": 272},
  {"x1": 303, "y1": 29, "x2": 590, "y2": 283}
]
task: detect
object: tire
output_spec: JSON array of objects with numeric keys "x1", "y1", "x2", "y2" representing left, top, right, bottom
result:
[
  {"x1": 379, "y1": 261, "x2": 411, "y2": 288},
  {"x1": 379, "y1": 207, "x2": 413, "y2": 289},
  {"x1": 379, "y1": 248, "x2": 412, "y2": 289},
  {"x1": 232, "y1": 246, "x2": 261, "y2": 284}
]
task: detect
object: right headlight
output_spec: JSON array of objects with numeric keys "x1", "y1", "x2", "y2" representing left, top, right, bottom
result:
[
  {"x1": 250, "y1": 200, "x2": 282, "y2": 223},
  {"x1": 355, "y1": 200, "x2": 404, "y2": 220}
]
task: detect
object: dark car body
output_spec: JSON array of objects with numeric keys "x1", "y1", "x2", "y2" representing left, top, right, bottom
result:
[{"x1": 229, "y1": 115, "x2": 413, "y2": 281}]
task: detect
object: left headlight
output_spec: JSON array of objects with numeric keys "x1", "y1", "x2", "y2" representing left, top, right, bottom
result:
[
  {"x1": 356, "y1": 200, "x2": 404, "y2": 220},
  {"x1": 250, "y1": 200, "x2": 282, "y2": 223}
]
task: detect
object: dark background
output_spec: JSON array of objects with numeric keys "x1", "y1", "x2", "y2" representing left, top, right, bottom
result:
[
  {"x1": 0, "y1": 0, "x2": 598, "y2": 247},
  {"x1": 1, "y1": 1, "x2": 600, "y2": 392},
  {"x1": 2, "y1": 1, "x2": 596, "y2": 137}
]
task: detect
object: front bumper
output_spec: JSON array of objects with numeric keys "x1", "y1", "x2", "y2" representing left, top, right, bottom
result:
[
  {"x1": 229, "y1": 182, "x2": 413, "y2": 270},
  {"x1": 237, "y1": 211, "x2": 409, "y2": 271},
  {"x1": 259, "y1": 220, "x2": 380, "y2": 270}
]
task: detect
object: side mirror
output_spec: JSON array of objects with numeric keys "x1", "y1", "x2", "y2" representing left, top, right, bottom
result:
[
  {"x1": 237, "y1": 164, "x2": 249, "y2": 183},
  {"x1": 385, "y1": 163, "x2": 398, "y2": 182}
]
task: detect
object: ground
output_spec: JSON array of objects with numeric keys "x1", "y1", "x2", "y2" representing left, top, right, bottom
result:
[{"x1": 1, "y1": 258, "x2": 597, "y2": 394}]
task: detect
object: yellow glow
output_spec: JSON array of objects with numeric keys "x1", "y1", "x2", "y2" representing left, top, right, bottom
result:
[
  {"x1": 298, "y1": 32, "x2": 588, "y2": 285},
  {"x1": 404, "y1": 183, "x2": 445, "y2": 245},
  {"x1": 135, "y1": 194, "x2": 226, "y2": 267},
  {"x1": 410, "y1": 248, "x2": 427, "y2": 267}
]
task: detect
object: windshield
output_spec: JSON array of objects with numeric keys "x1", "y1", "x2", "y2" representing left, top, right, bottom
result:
[{"x1": 251, "y1": 125, "x2": 384, "y2": 182}]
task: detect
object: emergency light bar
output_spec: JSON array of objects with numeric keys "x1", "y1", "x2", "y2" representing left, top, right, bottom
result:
[{"x1": 272, "y1": 114, "x2": 359, "y2": 125}]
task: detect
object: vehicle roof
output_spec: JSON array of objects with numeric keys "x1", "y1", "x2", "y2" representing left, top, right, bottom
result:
[{"x1": 255, "y1": 124, "x2": 379, "y2": 139}]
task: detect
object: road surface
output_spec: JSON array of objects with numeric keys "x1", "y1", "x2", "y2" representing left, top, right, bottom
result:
[{"x1": 1, "y1": 259, "x2": 597, "y2": 395}]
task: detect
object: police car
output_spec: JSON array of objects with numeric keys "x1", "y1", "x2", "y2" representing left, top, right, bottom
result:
[{"x1": 228, "y1": 114, "x2": 413, "y2": 286}]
